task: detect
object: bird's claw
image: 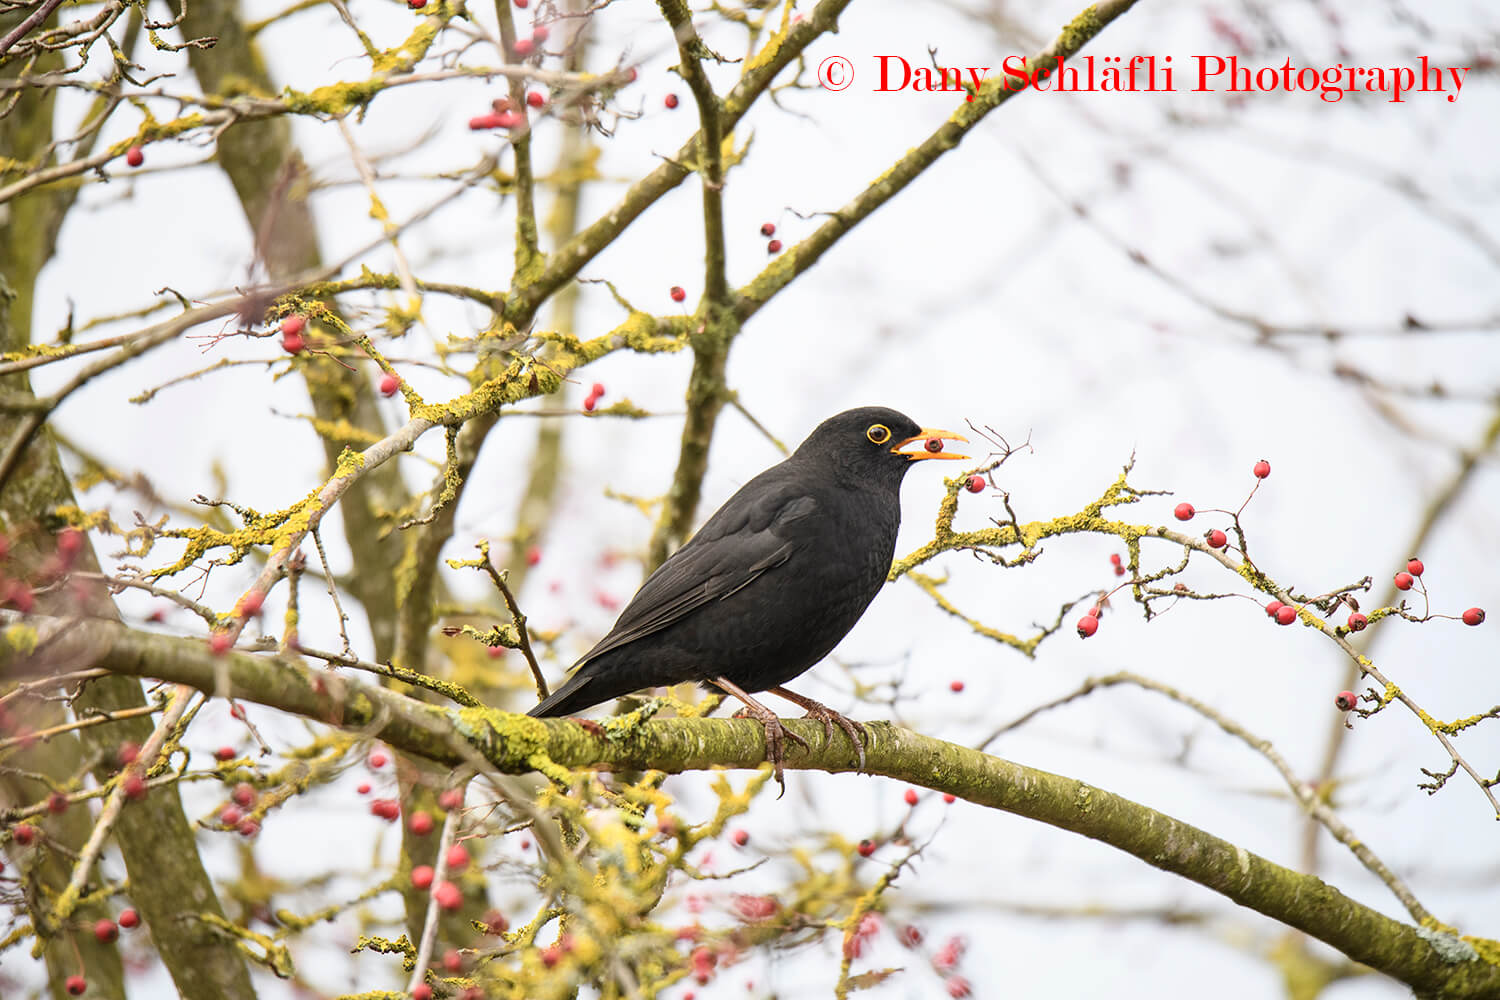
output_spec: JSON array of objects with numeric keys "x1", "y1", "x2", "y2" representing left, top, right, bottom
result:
[
  {"x1": 799, "y1": 703, "x2": 868, "y2": 771},
  {"x1": 733, "y1": 706, "x2": 807, "y2": 796}
]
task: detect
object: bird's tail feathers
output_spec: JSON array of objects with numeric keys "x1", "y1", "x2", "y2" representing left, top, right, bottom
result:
[{"x1": 527, "y1": 670, "x2": 597, "y2": 718}]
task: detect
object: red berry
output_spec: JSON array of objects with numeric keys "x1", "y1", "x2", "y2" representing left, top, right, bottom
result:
[
  {"x1": 899, "y1": 925, "x2": 924, "y2": 948},
  {"x1": 125, "y1": 146, "x2": 143, "y2": 167},
  {"x1": 413, "y1": 985, "x2": 433, "y2": 1000},
  {"x1": 379, "y1": 373, "x2": 401, "y2": 397},
  {"x1": 482, "y1": 909, "x2": 509, "y2": 934},
  {"x1": 1406, "y1": 558, "x2": 1424, "y2": 577},
  {"x1": 368, "y1": 749, "x2": 388, "y2": 769},
  {"x1": 946, "y1": 976, "x2": 973, "y2": 998},
  {"x1": 904, "y1": 788, "x2": 919, "y2": 806},
  {"x1": 213, "y1": 745, "x2": 236, "y2": 762},
  {"x1": 1275, "y1": 605, "x2": 1297, "y2": 626},
  {"x1": 731, "y1": 829, "x2": 749, "y2": 847},
  {"x1": 94, "y1": 918, "x2": 119, "y2": 943},
  {"x1": 122, "y1": 773, "x2": 147, "y2": 800},
  {"x1": 411, "y1": 865, "x2": 434, "y2": 889},
  {"x1": 1335, "y1": 690, "x2": 1358, "y2": 712},
  {"x1": 1109, "y1": 553, "x2": 1122, "y2": 566},
  {"x1": 1076, "y1": 614, "x2": 1099, "y2": 637},
  {"x1": 949, "y1": 679, "x2": 964, "y2": 692},
  {"x1": 220, "y1": 804, "x2": 243, "y2": 826},
  {"x1": 1173, "y1": 502, "x2": 1195, "y2": 521},
  {"x1": 583, "y1": 396, "x2": 597, "y2": 412},
  {"x1": 408, "y1": 810, "x2": 434, "y2": 835},
  {"x1": 664, "y1": 93, "x2": 679, "y2": 109},
  {"x1": 526, "y1": 90, "x2": 545, "y2": 107},
  {"x1": 1346, "y1": 612, "x2": 1368, "y2": 632},
  {"x1": 238, "y1": 590, "x2": 265, "y2": 618},
  {"x1": 433, "y1": 880, "x2": 463, "y2": 910},
  {"x1": 48, "y1": 792, "x2": 68, "y2": 814},
  {"x1": 407, "y1": 0, "x2": 424, "y2": 7},
  {"x1": 924, "y1": 437, "x2": 944, "y2": 453},
  {"x1": 512, "y1": 38, "x2": 534, "y2": 56},
  {"x1": 232, "y1": 782, "x2": 256, "y2": 807},
  {"x1": 280, "y1": 314, "x2": 306, "y2": 338},
  {"x1": 371, "y1": 798, "x2": 400, "y2": 821},
  {"x1": 4, "y1": 580, "x2": 34, "y2": 613},
  {"x1": 766, "y1": 239, "x2": 782, "y2": 254},
  {"x1": 1394, "y1": 572, "x2": 1413, "y2": 591},
  {"x1": 237, "y1": 818, "x2": 259, "y2": 838},
  {"x1": 531, "y1": 24, "x2": 549, "y2": 42},
  {"x1": 210, "y1": 631, "x2": 232, "y2": 655},
  {"x1": 230, "y1": 704, "x2": 246, "y2": 720},
  {"x1": 66, "y1": 975, "x2": 86, "y2": 996},
  {"x1": 1265, "y1": 600, "x2": 1284, "y2": 617},
  {"x1": 468, "y1": 113, "x2": 501, "y2": 130},
  {"x1": 670, "y1": 285, "x2": 686, "y2": 302},
  {"x1": 857, "y1": 839, "x2": 875, "y2": 857},
  {"x1": 281, "y1": 330, "x2": 305, "y2": 353},
  {"x1": 445, "y1": 843, "x2": 469, "y2": 870},
  {"x1": 514, "y1": 0, "x2": 526, "y2": 7},
  {"x1": 443, "y1": 949, "x2": 463, "y2": 972},
  {"x1": 760, "y1": 222, "x2": 776, "y2": 237},
  {"x1": 1206, "y1": 529, "x2": 1227, "y2": 549},
  {"x1": 57, "y1": 527, "x2": 84, "y2": 557},
  {"x1": 118, "y1": 742, "x2": 141, "y2": 766},
  {"x1": 439, "y1": 787, "x2": 464, "y2": 810},
  {"x1": 1462, "y1": 607, "x2": 1486, "y2": 626},
  {"x1": 118, "y1": 908, "x2": 139, "y2": 929},
  {"x1": 1113, "y1": 565, "x2": 1125, "y2": 576},
  {"x1": 1253, "y1": 459, "x2": 1270, "y2": 479},
  {"x1": 964, "y1": 475, "x2": 984, "y2": 493},
  {"x1": 591, "y1": 382, "x2": 605, "y2": 397},
  {"x1": 356, "y1": 782, "x2": 371, "y2": 795},
  {"x1": 943, "y1": 792, "x2": 956, "y2": 803}
]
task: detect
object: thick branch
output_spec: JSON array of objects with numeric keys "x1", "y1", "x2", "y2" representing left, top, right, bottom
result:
[{"x1": 22, "y1": 616, "x2": 1500, "y2": 999}]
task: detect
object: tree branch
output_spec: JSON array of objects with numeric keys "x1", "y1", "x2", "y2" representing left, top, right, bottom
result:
[{"x1": 19, "y1": 615, "x2": 1500, "y2": 999}]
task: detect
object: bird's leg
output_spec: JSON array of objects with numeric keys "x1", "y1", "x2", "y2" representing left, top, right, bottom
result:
[
  {"x1": 710, "y1": 676, "x2": 808, "y2": 792},
  {"x1": 769, "y1": 686, "x2": 868, "y2": 772}
]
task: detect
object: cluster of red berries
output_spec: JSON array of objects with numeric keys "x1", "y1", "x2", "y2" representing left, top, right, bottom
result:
[
  {"x1": 1264, "y1": 600, "x2": 1298, "y2": 626},
  {"x1": 583, "y1": 381, "x2": 605, "y2": 412},
  {"x1": 64, "y1": 912, "x2": 140, "y2": 992},
  {"x1": 512, "y1": 22, "x2": 549, "y2": 57},
  {"x1": 1390, "y1": 558, "x2": 1483, "y2": 626},
  {"x1": 279, "y1": 315, "x2": 307, "y2": 352},
  {"x1": 1109, "y1": 552, "x2": 1125, "y2": 577},
  {"x1": 758, "y1": 221, "x2": 782, "y2": 254},
  {"x1": 0, "y1": 527, "x2": 90, "y2": 614}
]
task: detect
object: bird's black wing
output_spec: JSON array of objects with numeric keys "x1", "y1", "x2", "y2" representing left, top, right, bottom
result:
[{"x1": 576, "y1": 477, "x2": 819, "y2": 666}]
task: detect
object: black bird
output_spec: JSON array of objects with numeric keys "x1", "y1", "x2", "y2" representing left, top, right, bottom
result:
[{"x1": 528, "y1": 406, "x2": 968, "y2": 783}]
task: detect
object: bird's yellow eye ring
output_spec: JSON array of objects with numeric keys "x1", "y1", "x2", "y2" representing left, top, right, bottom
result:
[{"x1": 866, "y1": 423, "x2": 891, "y2": 445}]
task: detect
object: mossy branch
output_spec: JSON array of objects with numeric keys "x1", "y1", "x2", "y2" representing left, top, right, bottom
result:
[
  {"x1": 18, "y1": 614, "x2": 1500, "y2": 999},
  {"x1": 733, "y1": 0, "x2": 1143, "y2": 322}
]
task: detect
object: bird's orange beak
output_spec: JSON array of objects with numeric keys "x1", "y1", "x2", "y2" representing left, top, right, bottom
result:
[{"x1": 892, "y1": 428, "x2": 970, "y2": 461}]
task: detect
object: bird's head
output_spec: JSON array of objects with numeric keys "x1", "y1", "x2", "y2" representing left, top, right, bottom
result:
[{"x1": 793, "y1": 406, "x2": 969, "y2": 487}]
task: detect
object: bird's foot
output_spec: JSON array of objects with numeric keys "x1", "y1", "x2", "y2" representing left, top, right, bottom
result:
[
  {"x1": 797, "y1": 700, "x2": 868, "y2": 771},
  {"x1": 767, "y1": 686, "x2": 868, "y2": 772},
  {"x1": 731, "y1": 705, "x2": 808, "y2": 792}
]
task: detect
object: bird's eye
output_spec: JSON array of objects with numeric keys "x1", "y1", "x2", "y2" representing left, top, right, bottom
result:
[{"x1": 866, "y1": 423, "x2": 891, "y2": 445}]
